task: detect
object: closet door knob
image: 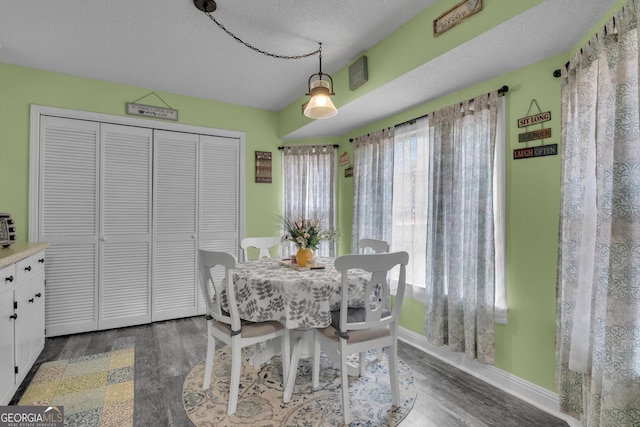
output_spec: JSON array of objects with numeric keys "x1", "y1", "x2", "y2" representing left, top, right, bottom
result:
[
  {"x1": 9, "y1": 314, "x2": 17, "y2": 320},
  {"x1": 38, "y1": 258, "x2": 45, "y2": 263},
  {"x1": 5, "y1": 275, "x2": 13, "y2": 282},
  {"x1": 35, "y1": 293, "x2": 42, "y2": 298},
  {"x1": 24, "y1": 266, "x2": 31, "y2": 272}
]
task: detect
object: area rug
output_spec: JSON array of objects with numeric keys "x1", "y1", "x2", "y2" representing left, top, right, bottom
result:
[
  {"x1": 182, "y1": 347, "x2": 417, "y2": 426},
  {"x1": 18, "y1": 347, "x2": 135, "y2": 427}
]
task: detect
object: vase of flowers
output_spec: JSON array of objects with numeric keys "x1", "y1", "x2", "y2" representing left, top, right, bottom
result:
[{"x1": 280, "y1": 215, "x2": 334, "y2": 267}]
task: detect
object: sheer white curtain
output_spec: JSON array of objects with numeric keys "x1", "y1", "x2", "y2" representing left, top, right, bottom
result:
[
  {"x1": 391, "y1": 119, "x2": 430, "y2": 299},
  {"x1": 424, "y1": 92, "x2": 500, "y2": 364},
  {"x1": 282, "y1": 145, "x2": 336, "y2": 257},
  {"x1": 557, "y1": 2, "x2": 640, "y2": 424},
  {"x1": 351, "y1": 129, "x2": 394, "y2": 253}
]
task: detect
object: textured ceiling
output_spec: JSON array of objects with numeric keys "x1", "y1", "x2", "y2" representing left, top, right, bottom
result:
[{"x1": 0, "y1": 0, "x2": 618, "y2": 139}]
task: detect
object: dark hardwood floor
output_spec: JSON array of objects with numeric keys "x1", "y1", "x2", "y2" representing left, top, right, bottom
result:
[{"x1": 10, "y1": 316, "x2": 569, "y2": 426}]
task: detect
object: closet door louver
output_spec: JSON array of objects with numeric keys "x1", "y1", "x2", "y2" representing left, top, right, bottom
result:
[
  {"x1": 39, "y1": 117, "x2": 100, "y2": 336},
  {"x1": 152, "y1": 130, "x2": 198, "y2": 321},
  {"x1": 99, "y1": 124, "x2": 152, "y2": 329}
]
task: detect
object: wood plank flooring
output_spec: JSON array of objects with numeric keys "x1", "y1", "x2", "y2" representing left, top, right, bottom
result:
[{"x1": 10, "y1": 316, "x2": 569, "y2": 426}]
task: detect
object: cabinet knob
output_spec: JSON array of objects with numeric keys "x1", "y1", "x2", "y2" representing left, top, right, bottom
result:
[
  {"x1": 5, "y1": 275, "x2": 13, "y2": 282},
  {"x1": 35, "y1": 293, "x2": 42, "y2": 298},
  {"x1": 29, "y1": 298, "x2": 34, "y2": 303},
  {"x1": 24, "y1": 266, "x2": 32, "y2": 272},
  {"x1": 9, "y1": 314, "x2": 17, "y2": 320},
  {"x1": 38, "y1": 258, "x2": 45, "y2": 263}
]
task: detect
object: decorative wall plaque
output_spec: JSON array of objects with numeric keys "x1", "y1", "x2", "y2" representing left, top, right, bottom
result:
[
  {"x1": 434, "y1": 0, "x2": 482, "y2": 37},
  {"x1": 255, "y1": 151, "x2": 272, "y2": 183},
  {"x1": 349, "y1": 56, "x2": 368, "y2": 90},
  {"x1": 513, "y1": 143, "x2": 558, "y2": 160},
  {"x1": 344, "y1": 165, "x2": 353, "y2": 178},
  {"x1": 339, "y1": 151, "x2": 350, "y2": 166},
  {"x1": 126, "y1": 103, "x2": 178, "y2": 121}
]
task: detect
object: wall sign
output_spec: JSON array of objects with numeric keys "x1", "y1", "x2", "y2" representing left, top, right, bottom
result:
[
  {"x1": 518, "y1": 128, "x2": 551, "y2": 143},
  {"x1": 339, "y1": 151, "x2": 350, "y2": 166},
  {"x1": 126, "y1": 103, "x2": 179, "y2": 120},
  {"x1": 434, "y1": 0, "x2": 482, "y2": 37},
  {"x1": 514, "y1": 144, "x2": 558, "y2": 160},
  {"x1": 517, "y1": 111, "x2": 551, "y2": 128},
  {"x1": 255, "y1": 151, "x2": 272, "y2": 183},
  {"x1": 125, "y1": 92, "x2": 178, "y2": 121},
  {"x1": 514, "y1": 99, "x2": 557, "y2": 160}
]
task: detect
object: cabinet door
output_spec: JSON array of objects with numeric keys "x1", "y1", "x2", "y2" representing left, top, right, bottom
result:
[
  {"x1": 31, "y1": 255, "x2": 46, "y2": 359},
  {"x1": 99, "y1": 124, "x2": 152, "y2": 330},
  {"x1": 152, "y1": 130, "x2": 198, "y2": 321},
  {"x1": 39, "y1": 116, "x2": 99, "y2": 336},
  {"x1": 0, "y1": 287, "x2": 15, "y2": 405},
  {"x1": 13, "y1": 279, "x2": 32, "y2": 387}
]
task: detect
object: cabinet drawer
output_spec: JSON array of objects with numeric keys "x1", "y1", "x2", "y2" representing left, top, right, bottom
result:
[
  {"x1": 15, "y1": 256, "x2": 36, "y2": 283},
  {"x1": 31, "y1": 252, "x2": 46, "y2": 277},
  {"x1": 0, "y1": 264, "x2": 15, "y2": 288}
]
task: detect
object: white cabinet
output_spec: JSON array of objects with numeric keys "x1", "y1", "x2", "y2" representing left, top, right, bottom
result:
[{"x1": 0, "y1": 245, "x2": 47, "y2": 405}]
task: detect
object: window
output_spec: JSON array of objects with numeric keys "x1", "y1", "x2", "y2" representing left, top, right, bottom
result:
[{"x1": 282, "y1": 145, "x2": 336, "y2": 257}]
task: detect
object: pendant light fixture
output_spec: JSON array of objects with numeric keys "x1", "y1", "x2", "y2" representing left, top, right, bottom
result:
[
  {"x1": 194, "y1": 0, "x2": 337, "y2": 119},
  {"x1": 303, "y1": 44, "x2": 337, "y2": 119}
]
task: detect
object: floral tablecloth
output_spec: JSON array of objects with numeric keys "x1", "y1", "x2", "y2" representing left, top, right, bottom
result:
[{"x1": 230, "y1": 257, "x2": 367, "y2": 329}]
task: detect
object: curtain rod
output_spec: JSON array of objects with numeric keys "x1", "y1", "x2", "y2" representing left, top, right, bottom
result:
[
  {"x1": 388, "y1": 85, "x2": 509, "y2": 131},
  {"x1": 277, "y1": 144, "x2": 339, "y2": 150}
]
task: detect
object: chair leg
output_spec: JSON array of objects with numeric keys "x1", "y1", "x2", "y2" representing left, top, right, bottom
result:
[
  {"x1": 376, "y1": 346, "x2": 383, "y2": 361},
  {"x1": 359, "y1": 351, "x2": 367, "y2": 377},
  {"x1": 281, "y1": 330, "x2": 290, "y2": 386},
  {"x1": 202, "y1": 333, "x2": 216, "y2": 390},
  {"x1": 340, "y1": 340, "x2": 351, "y2": 424},
  {"x1": 228, "y1": 339, "x2": 242, "y2": 415},
  {"x1": 312, "y1": 333, "x2": 320, "y2": 389},
  {"x1": 283, "y1": 335, "x2": 303, "y2": 403},
  {"x1": 389, "y1": 341, "x2": 400, "y2": 407}
]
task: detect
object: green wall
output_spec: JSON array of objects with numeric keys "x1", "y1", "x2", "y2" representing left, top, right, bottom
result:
[{"x1": 0, "y1": 63, "x2": 283, "y2": 241}]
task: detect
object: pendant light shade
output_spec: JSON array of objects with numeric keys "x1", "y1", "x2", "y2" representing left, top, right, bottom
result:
[{"x1": 304, "y1": 80, "x2": 337, "y2": 119}]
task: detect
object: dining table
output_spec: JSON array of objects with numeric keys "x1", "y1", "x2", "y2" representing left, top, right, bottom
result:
[
  {"x1": 226, "y1": 256, "x2": 370, "y2": 401},
  {"x1": 230, "y1": 256, "x2": 368, "y2": 329}
]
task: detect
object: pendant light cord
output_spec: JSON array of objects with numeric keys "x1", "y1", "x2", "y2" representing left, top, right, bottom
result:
[{"x1": 204, "y1": 11, "x2": 321, "y2": 60}]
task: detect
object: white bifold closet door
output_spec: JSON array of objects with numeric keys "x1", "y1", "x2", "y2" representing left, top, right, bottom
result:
[
  {"x1": 39, "y1": 117, "x2": 153, "y2": 335},
  {"x1": 100, "y1": 123, "x2": 153, "y2": 330},
  {"x1": 39, "y1": 117, "x2": 101, "y2": 336},
  {"x1": 37, "y1": 116, "x2": 241, "y2": 336}
]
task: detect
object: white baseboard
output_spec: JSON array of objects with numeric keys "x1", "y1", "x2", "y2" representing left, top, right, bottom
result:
[{"x1": 398, "y1": 327, "x2": 583, "y2": 427}]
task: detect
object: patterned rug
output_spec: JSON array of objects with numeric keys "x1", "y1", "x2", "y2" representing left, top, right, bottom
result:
[
  {"x1": 182, "y1": 347, "x2": 417, "y2": 426},
  {"x1": 18, "y1": 347, "x2": 135, "y2": 427}
]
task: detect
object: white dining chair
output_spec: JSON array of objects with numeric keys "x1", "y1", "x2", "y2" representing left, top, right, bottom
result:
[
  {"x1": 357, "y1": 238, "x2": 389, "y2": 254},
  {"x1": 240, "y1": 235, "x2": 285, "y2": 261},
  {"x1": 198, "y1": 249, "x2": 290, "y2": 415},
  {"x1": 313, "y1": 251, "x2": 409, "y2": 424}
]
